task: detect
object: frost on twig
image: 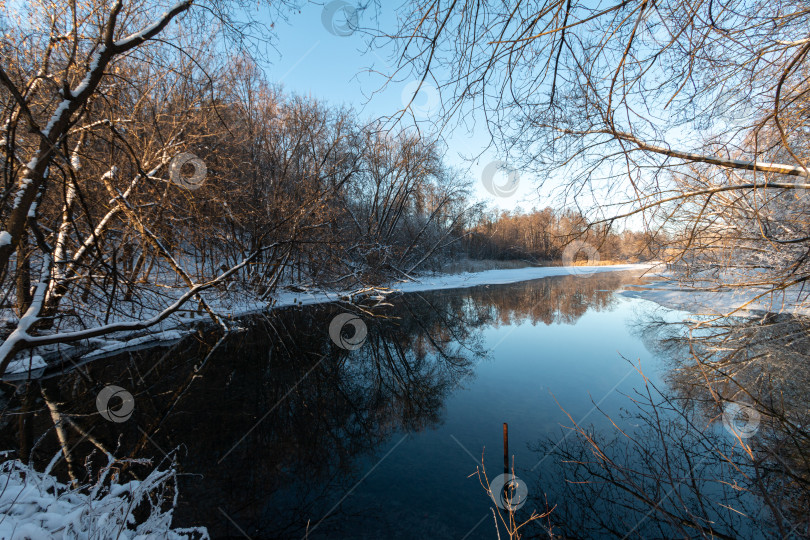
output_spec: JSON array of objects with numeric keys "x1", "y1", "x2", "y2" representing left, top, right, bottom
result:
[{"x1": 0, "y1": 456, "x2": 208, "y2": 539}]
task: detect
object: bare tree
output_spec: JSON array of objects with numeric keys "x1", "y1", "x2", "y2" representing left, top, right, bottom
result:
[
  {"x1": 382, "y1": 0, "x2": 810, "y2": 307},
  {"x1": 0, "y1": 0, "x2": 294, "y2": 371}
]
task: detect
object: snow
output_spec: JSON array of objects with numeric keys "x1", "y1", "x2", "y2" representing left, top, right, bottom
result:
[
  {"x1": 7, "y1": 260, "x2": 807, "y2": 377},
  {"x1": 2, "y1": 355, "x2": 46, "y2": 377},
  {"x1": 395, "y1": 264, "x2": 652, "y2": 294},
  {"x1": 112, "y1": 0, "x2": 193, "y2": 50},
  {"x1": 114, "y1": 7, "x2": 178, "y2": 49},
  {"x1": 42, "y1": 100, "x2": 70, "y2": 137},
  {"x1": 80, "y1": 330, "x2": 184, "y2": 359},
  {"x1": 0, "y1": 257, "x2": 53, "y2": 376},
  {"x1": 12, "y1": 177, "x2": 33, "y2": 209},
  {"x1": 102, "y1": 166, "x2": 117, "y2": 180},
  {"x1": 620, "y1": 277, "x2": 810, "y2": 316},
  {"x1": 266, "y1": 264, "x2": 655, "y2": 308},
  {"x1": 0, "y1": 459, "x2": 208, "y2": 539}
]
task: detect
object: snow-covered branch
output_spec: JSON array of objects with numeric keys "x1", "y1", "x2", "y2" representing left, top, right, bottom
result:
[{"x1": 0, "y1": 247, "x2": 272, "y2": 375}]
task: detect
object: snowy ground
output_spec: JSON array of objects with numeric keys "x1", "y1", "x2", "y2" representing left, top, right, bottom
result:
[
  {"x1": 373, "y1": 263, "x2": 656, "y2": 294},
  {"x1": 619, "y1": 277, "x2": 810, "y2": 316}
]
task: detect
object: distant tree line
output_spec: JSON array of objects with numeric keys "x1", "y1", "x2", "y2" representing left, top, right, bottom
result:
[{"x1": 460, "y1": 207, "x2": 657, "y2": 263}]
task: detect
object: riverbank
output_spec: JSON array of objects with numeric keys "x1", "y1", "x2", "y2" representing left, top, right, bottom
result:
[
  {"x1": 620, "y1": 277, "x2": 810, "y2": 317},
  {"x1": 2, "y1": 263, "x2": 656, "y2": 377},
  {"x1": 272, "y1": 263, "x2": 657, "y2": 308}
]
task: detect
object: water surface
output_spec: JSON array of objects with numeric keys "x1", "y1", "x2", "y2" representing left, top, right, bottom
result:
[{"x1": 1, "y1": 270, "x2": 683, "y2": 538}]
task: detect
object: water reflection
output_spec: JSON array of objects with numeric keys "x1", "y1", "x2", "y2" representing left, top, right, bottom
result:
[
  {"x1": 528, "y1": 309, "x2": 810, "y2": 539},
  {"x1": 0, "y1": 271, "x2": 647, "y2": 538}
]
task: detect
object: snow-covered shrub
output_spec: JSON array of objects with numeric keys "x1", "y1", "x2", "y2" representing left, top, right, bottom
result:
[{"x1": 0, "y1": 456, "x2": 207, "y2": 539}]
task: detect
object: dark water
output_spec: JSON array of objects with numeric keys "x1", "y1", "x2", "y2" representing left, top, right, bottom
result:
[{"x1": 3, "y1": 270, "x2": 804, "y2": 539}]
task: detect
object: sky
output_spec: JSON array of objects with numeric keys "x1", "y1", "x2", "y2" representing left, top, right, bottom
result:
[{"x1": 251, "y1": 1, "x2": 548, "y2": 213}]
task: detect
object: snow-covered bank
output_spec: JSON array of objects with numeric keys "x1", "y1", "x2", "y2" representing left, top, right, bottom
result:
[
  {"x1": 270, "y1": 263, "x2": 656, "y2": 307},
  {"x1": 620, "y1": 278, "x2": 810, "y2": 316},
  {"x1": 392, "y1": 263, "x2": 655, "y2": 294}
]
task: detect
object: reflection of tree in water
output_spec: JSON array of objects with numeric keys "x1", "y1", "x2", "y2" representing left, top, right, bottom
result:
[
  {"x1": 0, "y1": 302, "x2": 471, "y2": 536},
  {"x1": 0, "y1": 271, "x2": 639, "y2": 537},
  {"x1": 429, "y1": 271, "x2": 635, "y2": 331},
  {"x1": 528, "y1": 310, "x2": 810, "y2": 539}
]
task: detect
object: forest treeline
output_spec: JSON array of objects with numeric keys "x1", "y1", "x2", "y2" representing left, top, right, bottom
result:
[{"x1": 462, "y1": 208, "x2": 656, "y2": 263}]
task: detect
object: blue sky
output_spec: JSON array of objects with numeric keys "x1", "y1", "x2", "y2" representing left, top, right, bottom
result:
[{"x1": 255, "y1": 1, "x2": 548, "y2": 213}]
